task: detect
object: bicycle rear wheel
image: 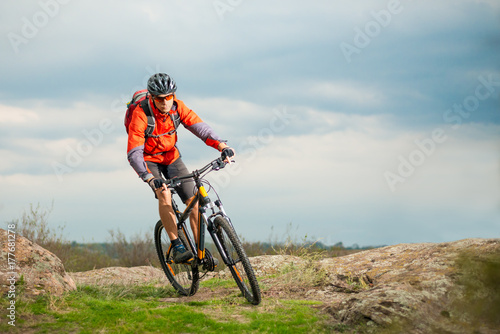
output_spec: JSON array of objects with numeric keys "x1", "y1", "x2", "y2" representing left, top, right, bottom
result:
[
  {"x1": 214, "y1": 216, "x2": 261, "y2": 305},
  {"x1": 154, "y1": 220, "x2": 199, "y2": 296}
]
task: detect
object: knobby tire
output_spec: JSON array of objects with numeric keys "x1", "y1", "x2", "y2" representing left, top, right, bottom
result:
[
  {"x1": 154, "y1": 220, "x2": 199, "y2": 296},
  {"x1": 214, "y1": 216, "x2": 261, "y2": 305}
]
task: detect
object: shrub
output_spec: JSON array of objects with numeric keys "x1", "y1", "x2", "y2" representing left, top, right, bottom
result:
[
  {"x1": 107, "y1": 229, "x2": 159, "y2": 268},
  {"x1": 10, "y1": 204, "x2": 366, "y2": 273},
  {"x1": 12, "y1": 203, "x2": 157, "y2": 271}
]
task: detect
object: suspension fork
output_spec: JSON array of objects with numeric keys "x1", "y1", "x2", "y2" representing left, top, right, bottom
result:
[
  {"x1": 206, "y1": 219, "x2": 233, "y2": 266},
  {"x1": 196, "y1": 179, "x2": 213, "y2": 261}
]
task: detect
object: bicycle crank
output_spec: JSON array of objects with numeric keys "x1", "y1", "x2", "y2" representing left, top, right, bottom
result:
[{"x1": 201, "y1": 249, "x2": 218, "y2": 271}]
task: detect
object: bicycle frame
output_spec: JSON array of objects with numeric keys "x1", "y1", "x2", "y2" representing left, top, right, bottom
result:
[
  {"x1": 168, "y1": 158, "x2": 233, "y2": 267},
  {"x1": 156, "y1": 157, "x2": 261, "y2": 304}
]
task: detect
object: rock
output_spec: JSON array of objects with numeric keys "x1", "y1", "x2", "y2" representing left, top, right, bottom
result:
[
  {"x1": 271, "y1": 238, "x2": 500, "y2": 334},
  {"x1": 0, "y1": 228, "x2": 76, "y2": 298},
  {"x1": 249, "y1": 255, "x2": 306, "y2": 276},
  {"x1": 207, "y1": 254, "x2": 306, "y2": 280},
  {"x1": 69, "y1": 266, "x2": 168, "y2": 286}
]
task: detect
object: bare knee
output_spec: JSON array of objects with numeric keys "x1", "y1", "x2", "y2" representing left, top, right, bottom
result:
[{"x1": 157, "y1": 188, "x2": 172, "y2": 207}]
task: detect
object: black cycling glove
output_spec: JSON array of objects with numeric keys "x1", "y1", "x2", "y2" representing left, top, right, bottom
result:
[
  {"x1": 148, "y1": 178, "x2": 166, "y2": 191},
  {"x1": 221, "y1": 147, "x2": 235, "y2": 160}
]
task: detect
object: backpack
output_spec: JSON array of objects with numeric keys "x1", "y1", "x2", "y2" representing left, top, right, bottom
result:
[{"x1": 124, "y1": 89, "x2": 181, "y2": 138}]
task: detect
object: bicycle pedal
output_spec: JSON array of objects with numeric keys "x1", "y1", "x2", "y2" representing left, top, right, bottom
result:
[{"x1": 169, "y1": 254, "x2": 194, "y2": 265}]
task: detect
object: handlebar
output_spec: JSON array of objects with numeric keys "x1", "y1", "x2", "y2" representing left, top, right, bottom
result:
[{"x1": 165, "y1": 157, "x2": 234, "y2": 188}]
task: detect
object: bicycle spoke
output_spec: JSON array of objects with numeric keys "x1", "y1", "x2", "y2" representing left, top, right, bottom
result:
[
  {"x1": 154, "y1": 220, "x2": 199, "y2": 296},
  {"x1": 214, "y1": 216, "x2": 261, "y2": 305}
]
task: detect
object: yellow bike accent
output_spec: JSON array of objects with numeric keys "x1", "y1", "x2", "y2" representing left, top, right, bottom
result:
[{"x1": 199, "y1": 185, "x2": 208, "y2": 198}]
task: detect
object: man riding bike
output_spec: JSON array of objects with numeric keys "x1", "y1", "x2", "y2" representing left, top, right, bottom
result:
[{"x1": 127, "y1": 73, "x2": 235, "y2": 263}]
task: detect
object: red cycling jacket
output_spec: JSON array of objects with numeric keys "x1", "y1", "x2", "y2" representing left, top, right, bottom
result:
[{"x1": 127, "y1": 96, "x2": 224, "y2": 181}]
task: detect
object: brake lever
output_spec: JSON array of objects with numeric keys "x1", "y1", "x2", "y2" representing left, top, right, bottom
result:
[
  {"x1": 167, "y1": 178, "x2": 182, "y2": 188},
  {"x1": 212, "y1": 158, "x2": 225, "y2": 171}
]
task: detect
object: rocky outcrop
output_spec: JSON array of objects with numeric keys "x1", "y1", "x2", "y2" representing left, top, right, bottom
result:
[
  {"x1": 0, "y1": 228, "x2": 76, "y2": 298},
  {"x1": 261, "y1": 238, "x2": 500, "y2": 333}
]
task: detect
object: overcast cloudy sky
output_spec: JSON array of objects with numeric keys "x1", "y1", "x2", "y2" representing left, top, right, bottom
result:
[{"x1": 1, "y1": 0, "x2": 499, "y2": 247}]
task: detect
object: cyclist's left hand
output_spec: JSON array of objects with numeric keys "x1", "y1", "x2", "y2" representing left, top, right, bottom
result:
[{"x1": 219, "y1": 144, "x2": 235, "y2": 164}]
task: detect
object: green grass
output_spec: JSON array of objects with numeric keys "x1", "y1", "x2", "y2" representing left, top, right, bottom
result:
[
  {"x1": 449, "y1": 251, "x2": 500, "y2": 329},
  {"x1": 200, "y1": 277, "x2": 238, "y2": 290},
  {"x1": 1, "y1": 282, "x2": 333, "y2": 334}
]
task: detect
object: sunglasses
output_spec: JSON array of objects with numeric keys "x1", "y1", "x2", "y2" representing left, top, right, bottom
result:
[{"x1": 153, "y1": 94, "x2": 174, "y2": 102}]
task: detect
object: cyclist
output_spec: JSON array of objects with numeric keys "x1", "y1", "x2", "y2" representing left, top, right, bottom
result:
[{"x1": 127, "y1": 73, "x2": 235, "y2": 263}]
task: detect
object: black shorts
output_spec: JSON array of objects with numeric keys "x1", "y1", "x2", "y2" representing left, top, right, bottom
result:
[{"x1": 146, "y1": 158, "x2": 195, "y2": 203}]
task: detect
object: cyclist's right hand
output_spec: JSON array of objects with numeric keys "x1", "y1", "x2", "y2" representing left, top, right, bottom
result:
[{"x1": 147, "y1": 178, "x2": 166, "y2": 192}]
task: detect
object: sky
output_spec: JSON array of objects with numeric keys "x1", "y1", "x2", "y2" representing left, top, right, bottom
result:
[{"x1": 0, "y1": 0, "x2": 499, "y2": 247}]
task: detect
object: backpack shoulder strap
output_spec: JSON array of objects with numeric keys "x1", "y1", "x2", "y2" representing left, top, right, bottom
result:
[
  {"x1": 169, "y1": 101, "x2": 181, "y2": 131},
  {"x1": 140, "y1": 98, "x2": 155, "y2": 137},
  {"x1": 141, "y1": 100, "x2": 182, "y2": 139}
]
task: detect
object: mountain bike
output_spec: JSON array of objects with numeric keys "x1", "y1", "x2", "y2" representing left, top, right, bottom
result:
[{"x1": 154, "y1": 157, "x2": 261, "y2": 305}]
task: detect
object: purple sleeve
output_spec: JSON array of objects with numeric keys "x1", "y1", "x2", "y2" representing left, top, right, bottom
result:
[
  {"x1": 127, "y1": 145, "x2": 153, "y2": 181},
  {"x1": 186, "y1": 122, "x2": 226, "y2": 143}
]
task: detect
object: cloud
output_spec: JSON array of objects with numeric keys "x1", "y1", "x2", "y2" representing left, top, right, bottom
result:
[
  {"x1": 0, "y1": 0, "x2": 497, "y2": 132},
  {"x1": 0, "y1": 0, "x2": 498, "y2": 247},
  {"x1": 230, "y1": 121, "x2": 499, "y2": 241},
  {"x1": 0, "y1": 97, "x2": 497, "y2": 246},
  {"x1": 306, "y1": 81, "x2": 385, "y2": 107},
  {"x1": 0, "y1": 105, "x2": 39, "y2": 123}
]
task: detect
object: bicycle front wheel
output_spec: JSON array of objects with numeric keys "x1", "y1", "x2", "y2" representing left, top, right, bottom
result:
[
  {"x1": 154, "y1": 220, "x2": 199, "y2": 296},
  {"x1": 214, "y1": 216, "x2": 261, "y2": 305}
]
